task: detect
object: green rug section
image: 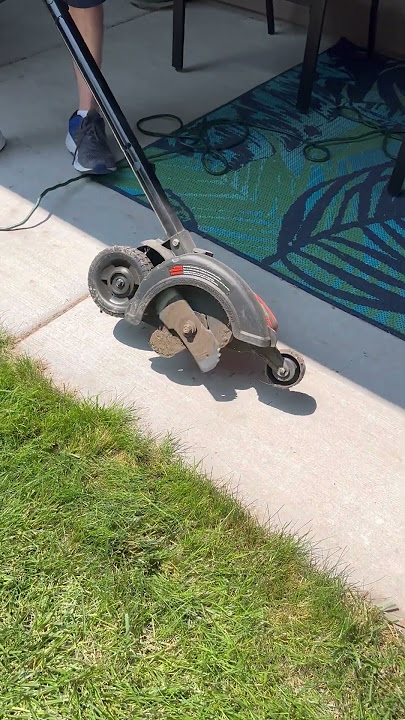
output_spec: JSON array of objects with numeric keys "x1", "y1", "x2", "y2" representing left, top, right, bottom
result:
[{"x1": 98, "y1": 39, "x2": 405, "y2": 340}]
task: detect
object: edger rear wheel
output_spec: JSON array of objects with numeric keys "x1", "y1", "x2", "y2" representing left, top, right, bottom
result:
[
  {"x1": 265, "y1": 349, "x2": 306, "y2": 389},
  {"x1": 88, "y1": 246, "x2": 153, "y2": 317}
]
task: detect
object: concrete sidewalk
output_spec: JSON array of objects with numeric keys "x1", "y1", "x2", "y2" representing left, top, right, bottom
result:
[{"x1": 1, "y1": 1, "x2": 404, "y2": 613}]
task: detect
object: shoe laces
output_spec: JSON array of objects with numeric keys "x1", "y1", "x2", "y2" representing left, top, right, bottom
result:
[{"x1": 73, "y1": 113, "x2": 110, "y2": 165}]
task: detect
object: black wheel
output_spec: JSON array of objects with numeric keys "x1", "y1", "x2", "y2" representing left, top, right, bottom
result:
[
  {"x1": 266, "y1": 349, "x2": 306, "y2": 389},
  {"x1": 88, "y1": 246, "x2": 153, "y2": 317}
]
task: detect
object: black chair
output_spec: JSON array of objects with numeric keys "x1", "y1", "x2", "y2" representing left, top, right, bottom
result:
[
  {"x1": 172, "y1": 0, "x2": 380, "y2": 112},
  {"x1": 172, "y1": 0, "x2": 275, "y2": 75}
]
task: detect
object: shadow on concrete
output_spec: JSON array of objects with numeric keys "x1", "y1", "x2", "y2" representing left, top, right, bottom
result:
[{"x1": 113, "y1": 318, "x2": 317, "y2": 415}]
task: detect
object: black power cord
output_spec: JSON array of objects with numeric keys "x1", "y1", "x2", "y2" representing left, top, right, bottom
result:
[
  {"x1": 1, "y1": 105, "x2": 402, "y2": 232},
  {"x1": 0, "y1": 176, "x2": 88, "y2": 232},
  {"x1": 138, "y1": 106, "x2": 403, "y2": 171}
]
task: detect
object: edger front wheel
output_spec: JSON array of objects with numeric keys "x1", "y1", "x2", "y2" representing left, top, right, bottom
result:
[{"x1": 88, "y1": 246, "x2": 153, "y2": 317}]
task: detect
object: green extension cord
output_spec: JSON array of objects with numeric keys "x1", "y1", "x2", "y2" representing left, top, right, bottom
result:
[{"x1": 0, "y1": 105, "x2": 402, "y2": 232}]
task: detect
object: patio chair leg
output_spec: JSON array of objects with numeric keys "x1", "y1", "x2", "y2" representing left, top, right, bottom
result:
[
  {"x1": 172, "y1": 0, "x2": 186, "y2": 71},
  {"x1": 297, "y1": 0, "x2": 327, "y2": 113},
  {"x1": 266, "y1": 0, "x2": 275, "y2": 35},
  {"x1": 388, "y1": 138, "x2": 405, "y2": 197},
  {"x1": 367, "y1": 0, "x2": 380, "y2": 58}
]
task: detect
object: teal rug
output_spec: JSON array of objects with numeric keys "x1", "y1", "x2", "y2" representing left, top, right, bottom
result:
[{"x1": 98, "y1": 39, "x2": 405, "y2": 340}]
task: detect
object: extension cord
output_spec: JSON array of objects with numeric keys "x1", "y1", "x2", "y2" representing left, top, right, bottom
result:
[{"x1": 0, "y1": 105, "x2": 401, "y2": 232}]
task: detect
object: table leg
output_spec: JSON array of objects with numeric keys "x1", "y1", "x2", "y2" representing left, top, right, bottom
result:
[
  {"x1": 368, "y1": 0, "x2": 380, "y2": 58},
  {"x1": 266, "y1": 0, "x2": 275, "y2": 35},
  {"x1": 172, "y1": 0, "x2": 186, "y2": 71},
  {"x1": 297, "y1": 0, "x2": 328, "y2": 113},
  {"x1": 388, "y1": 138, "x2": 405, "y2": 197}
]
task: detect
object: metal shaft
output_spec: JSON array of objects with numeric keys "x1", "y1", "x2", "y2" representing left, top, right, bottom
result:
[{"x1": 42, "y1": 0, "x2": 187, "y2": 241}]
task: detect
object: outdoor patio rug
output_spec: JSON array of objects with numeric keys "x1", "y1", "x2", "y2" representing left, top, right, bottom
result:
[{"x1": 98, "y1": 38, "x2": 405, "y2": 340}]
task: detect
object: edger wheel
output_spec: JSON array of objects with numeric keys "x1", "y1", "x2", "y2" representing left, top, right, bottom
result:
[
  {"x1": 265, "y1": 349, "x2": 306, "y2": 389},
  {"x1": 88, "y1": 246, "x2": 153, "y2": 317}
]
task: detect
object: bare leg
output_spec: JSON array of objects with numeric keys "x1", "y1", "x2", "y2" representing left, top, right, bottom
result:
[
  {"x1": 69, "y1": 4, "x2": 104, "y2": 111},
  {"x1": 65, "y1": 3, "x2": 116, "y2": 174}
]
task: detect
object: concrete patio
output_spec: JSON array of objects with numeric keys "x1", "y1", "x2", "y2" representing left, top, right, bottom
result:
[{"x1": 1, "y1": 0, "x2": 404, "y2": 612}]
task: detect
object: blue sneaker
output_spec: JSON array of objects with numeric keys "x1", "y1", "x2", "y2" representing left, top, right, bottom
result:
[{"x1": 66, "y1": 110, "x2": 116, "y2": 174}]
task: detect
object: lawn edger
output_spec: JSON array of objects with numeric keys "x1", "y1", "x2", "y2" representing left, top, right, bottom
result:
[{"x1": 43, "y1": 0, "x2": 306, "y2": 388}]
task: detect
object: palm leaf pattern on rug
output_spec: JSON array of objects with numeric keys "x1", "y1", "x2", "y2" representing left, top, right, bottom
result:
[{"x1": 98, "y1": 39, "x2": 405, "y2": 339}]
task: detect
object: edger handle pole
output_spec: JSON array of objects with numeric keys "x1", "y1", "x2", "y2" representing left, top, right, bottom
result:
[{"x1": 42, "y1": 0, "x2": 189, "y2": 243}]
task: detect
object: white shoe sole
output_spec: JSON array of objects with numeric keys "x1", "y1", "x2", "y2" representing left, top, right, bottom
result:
[{"x1": 66, "y1": 132, "x2": 116, "y2": 173}]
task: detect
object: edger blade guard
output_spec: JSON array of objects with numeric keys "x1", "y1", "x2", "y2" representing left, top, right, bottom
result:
[{"x1": 124, "y1": 254, "x2": 278, "y2": 348}]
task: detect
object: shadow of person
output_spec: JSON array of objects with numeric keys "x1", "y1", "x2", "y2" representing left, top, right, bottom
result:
[{"x1": 113, "y1": 320, "x2": 317, "y2": 416}]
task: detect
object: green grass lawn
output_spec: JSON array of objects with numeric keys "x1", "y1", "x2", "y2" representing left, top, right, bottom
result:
[{"x1": 0, "y1": 337, "x2": 404, "y2": 720}]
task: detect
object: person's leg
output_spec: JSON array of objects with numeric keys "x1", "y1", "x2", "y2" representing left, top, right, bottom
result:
[
  {"x1": 65, "y1": 0, "x2": 116, "y2": 174},
  {"x1": 69, "y1": 3, "x2": 104, "y2": 112}
]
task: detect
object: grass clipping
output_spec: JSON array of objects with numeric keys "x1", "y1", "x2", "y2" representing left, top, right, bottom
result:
[{"x1": 0, "y1": 338, "x2": 403, "y2": 720}]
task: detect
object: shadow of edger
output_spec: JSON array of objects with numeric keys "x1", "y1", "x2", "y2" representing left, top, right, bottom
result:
[{"x1": 113, "y1": 320, "x2": 317, "y2": 417}]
